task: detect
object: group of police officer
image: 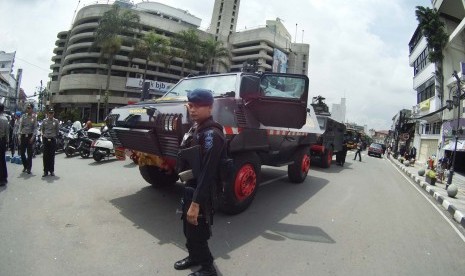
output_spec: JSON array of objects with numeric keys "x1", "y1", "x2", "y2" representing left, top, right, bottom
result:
[
  {"x1": 0, "y1": 103, "x2": 60, "y2": 187},
  {"x1": 1, "y1": 90, "x2": 223, "y2": 275}
]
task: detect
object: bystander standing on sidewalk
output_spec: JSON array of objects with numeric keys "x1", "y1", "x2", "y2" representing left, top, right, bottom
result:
[{"x1": 0, "y1": 104, "x2": 10, "y2": 186}]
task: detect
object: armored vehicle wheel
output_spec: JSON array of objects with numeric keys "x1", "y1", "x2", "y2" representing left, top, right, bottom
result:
[
  {"x1": 288, "y1": 147, "x2": 310, "y2": 183},
  {"x1": 139, "y1": 165, "x2": 178, "y2": 188},
  {"x1": 220, "y1": 153, "x2": 260, "y2": 215},
  {"x1": 321, "y1": 149, "x2": 332, "y2": 168}
]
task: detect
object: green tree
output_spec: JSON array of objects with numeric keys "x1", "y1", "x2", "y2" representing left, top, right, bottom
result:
[
  {"x1": 415, "y1": 6, "x2": 449, "y2": 100},
  {"x1": 201, "y1": 38, "x2": 230, "y2": 74},
  {"x1": 131, "y1": 31, "x2": 170, "y2": 100},
  {"x1": 92, "y1": 4, "x2": 140, "y2": 116},
  {"x1": 172, "y1": 29, "x2": 202, "y2": 76}
]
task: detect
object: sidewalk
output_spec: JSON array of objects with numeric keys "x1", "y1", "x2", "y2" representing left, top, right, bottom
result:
[{"x1": 388, "y1": 156, "x2": 465, "y2": 229}]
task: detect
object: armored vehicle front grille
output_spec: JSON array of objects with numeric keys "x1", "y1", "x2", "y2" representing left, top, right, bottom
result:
[
  {"x1": 111, "y1": 127, "x2": 180, "y2": 157},
  {"x1": 235, "y1": 105, "x2": 247, "y2": 127}
]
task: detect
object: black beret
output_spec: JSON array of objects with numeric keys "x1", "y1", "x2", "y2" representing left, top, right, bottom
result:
[{"x1": 187, "y1": 89, "x2": 214, "y2": 106}]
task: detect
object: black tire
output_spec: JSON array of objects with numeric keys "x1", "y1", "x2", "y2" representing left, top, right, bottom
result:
[
  {"x1": 93, "y1": 150, "x2": 105, "y2": 162},
  {"x1": 220, "y1": 153, "x2": 260, "y2": 215},
  {"x1": 80, "y1": 149, "x2": 90, "y2": 158},
  {"x1": 139, "y1": 165, "x2": 178, "y2": 188},
  {"x1": 288, "y1": 147, "x2": 310, "y2": 183},
  {"x1": 321, "y1": 149, "x2": 332, "y2": 168},
  {"x1": 64, "y1": 147, "x2": 74, "y2": 157}
]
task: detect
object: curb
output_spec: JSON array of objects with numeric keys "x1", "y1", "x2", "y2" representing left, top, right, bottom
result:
[{"x1": 389, "y1": 158, "x2": 465, "y2": 229}]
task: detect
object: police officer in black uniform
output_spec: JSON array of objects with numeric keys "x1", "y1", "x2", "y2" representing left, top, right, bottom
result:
[
  {"x1": 18, "y1": 103, "x2": 38, "y2": 174},
  {"x1": 174, "y1": 89, "x2": 225, "y2": 276},
  {"x1": 0, "y1": 103, "x2": 9, "y2": 186},
  {"x1": 41, "y1": 108, "x2": 60, "y2": 177}
]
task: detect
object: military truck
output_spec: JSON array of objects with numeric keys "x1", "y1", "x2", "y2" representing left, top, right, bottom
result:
[
  {"x1": 107, "y1": 72, "x2": 322, "y2": 214},
  {"x1": 309, "y1": 96, "x2": 346, "y2": 168}
]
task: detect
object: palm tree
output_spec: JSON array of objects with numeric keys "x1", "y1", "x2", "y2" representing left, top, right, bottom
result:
[
  {"x1": 92, "y1": 4, "x2": 140, "y2": 116},
  {"x1": 131, "y1": 31, "x2": 170, "y2": 100},
  {"x1": 201, "y1": 38, "x2": 230, "y2": 74},
  {"x1": 171, "y1": 29, "x2": 202, "y2": 76},
  {"x1": 415, "y1": 6, "x2": 449, "y2": 101}
]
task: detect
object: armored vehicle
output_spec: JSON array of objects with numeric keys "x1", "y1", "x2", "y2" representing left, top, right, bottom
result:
[
  {"x1": 309, "y1": 96, "x2": 346, "y2": 168},
  {"x1": 107, "y1": 72, "x2": 322, "y2": 214}
]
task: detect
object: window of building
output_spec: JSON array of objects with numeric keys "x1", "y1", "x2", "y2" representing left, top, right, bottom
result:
[
  {"x1": 417, "y1": 83, "x2": 435, "y2": 103},
  {"x1": 421, "y1": 121, "x2": 441, "y2": 135},
  {"x1": 413, "y1": 48, "x2": 430, "y2": 76}
]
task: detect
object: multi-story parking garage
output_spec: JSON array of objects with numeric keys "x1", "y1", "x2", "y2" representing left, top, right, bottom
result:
[{"x1": 49, "y1": 0, "x2": 309, "y2": 121}]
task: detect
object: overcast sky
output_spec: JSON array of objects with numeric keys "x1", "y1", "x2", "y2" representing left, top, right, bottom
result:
[{"x1": 0, "y1": 0, "x2": 431, "y2": 130}]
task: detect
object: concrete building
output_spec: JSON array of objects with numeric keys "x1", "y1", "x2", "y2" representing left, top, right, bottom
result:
[
  {"x1": 330, "y1": 97, "x2": 346, "y2": 123},
  {"x1": 49, "y1": 0, "x2": 310, "y2": 121},
  {"x1": 408, "y1": 25, "x2": 442, "y2": 163},
  {"x1": 0, "y1": 51, "x2": 18, "y2": 109},
  {"x1": 433, "y1": 0, "x2": 465, "y2": 172}
]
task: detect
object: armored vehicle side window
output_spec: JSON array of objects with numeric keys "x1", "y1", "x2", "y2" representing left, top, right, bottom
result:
[
  {"x1": 166, "y1": 75, "x2": 238, "y2": 98},
  {"x1": 260, "y1": 76, "x2": 305, "y2": 99}
]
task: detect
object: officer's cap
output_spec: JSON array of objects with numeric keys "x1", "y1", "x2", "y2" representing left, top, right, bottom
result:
[
  {"x1": 26, "y1": 103, "x2": 34, "y2": 109},
  {"x1": 187, "y1": 89, "x2": 214, "y2": 106},
  {"x1": 48, "y1": 108, "x2": 54, "y2": 113}
]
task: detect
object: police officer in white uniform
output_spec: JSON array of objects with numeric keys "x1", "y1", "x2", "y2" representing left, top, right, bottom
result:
[
  {"x1": 18, "y1": 103, "x2": 38, "y2": 174},
  {"x1": 41, "y1": 108, "x2": 60, "y2": 177}
]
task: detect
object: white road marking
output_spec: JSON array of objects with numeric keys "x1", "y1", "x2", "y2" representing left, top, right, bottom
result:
[
  {"x1": 260, "y1": 175, "x2": 288, "y2": 187},
  {"x1": 390, "y1": 162, "x2": 465, "y2": 243}
]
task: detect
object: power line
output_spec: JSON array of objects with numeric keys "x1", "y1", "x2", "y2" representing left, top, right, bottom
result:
[{"x1": 14, "y1": 56, "x2": 50, "y2": 73}]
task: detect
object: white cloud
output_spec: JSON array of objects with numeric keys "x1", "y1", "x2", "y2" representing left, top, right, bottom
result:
[{"x1": 0, "y1": 0, "x2": 430, "y2": 130}]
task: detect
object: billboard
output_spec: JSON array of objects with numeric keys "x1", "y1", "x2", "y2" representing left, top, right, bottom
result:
[
  {"x1": 272, "y1": 48, "x2": 288, "y2": 73},
  {"x1": 126, "y1": 78, "x2": 173, "y2": 95}
]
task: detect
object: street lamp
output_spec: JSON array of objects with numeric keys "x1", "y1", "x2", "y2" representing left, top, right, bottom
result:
[{"x1": 446, "y1": 71, "x2": 464, "y2": 188}]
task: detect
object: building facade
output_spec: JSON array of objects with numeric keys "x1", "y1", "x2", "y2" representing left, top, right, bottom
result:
[
  {"x1": 0, "y1": 51, "x2": 19, "y2": 110},
  {"x1": 330, "y1": 97, "x2": 346, "y2": 123},
  {"x1": 433, "y1": 0, "x2": 465, "y2": 172},
  {"x1": 408, "y1": 0, "x2": 465, "y2": 167},
  {"x1": 49, "y1": 0, "x2": 310, "y2": 122},
  {"x1": 408, "y1": 27, "x2": 442, "y2": 163}
]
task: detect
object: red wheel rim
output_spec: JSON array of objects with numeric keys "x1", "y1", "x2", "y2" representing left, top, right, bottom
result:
[
  {"x1": 302, "y1": 154, "x2": 310, "y2": 173},
  {"x1": 234, "y1": 164, "x2": 256, "y2": 201}
]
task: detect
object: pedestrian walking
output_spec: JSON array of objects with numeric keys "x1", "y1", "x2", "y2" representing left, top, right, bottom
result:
[
  {"x1": 41, "y1": 108, "x2": 60, "y2": 177},
  {"x1": 336, "y1": 139, "x2": 348, "y2": 166},
  {"x1": 174, "y1": 89, "x2": 225, "y2": 276},
  {"x1": 353, "y1": 140, "x2": 362, "y2": 162},
  {"x1": 18, "y1": 103, "x2": 38, "y2": 174},
  {"x1": 0, "y1": 104, "x2": 10, "y2": 186}
]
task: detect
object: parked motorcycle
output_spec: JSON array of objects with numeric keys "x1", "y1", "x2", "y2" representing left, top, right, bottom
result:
[
  {"x1": 90, "y1": 126, "x2": 116, "y2": 162},
  {"x1": 79, "y1": 127, "x2": 101, "y2": 158},
  {"x1": 64, "y1": 128, "x2": 88, "y2": 157}
]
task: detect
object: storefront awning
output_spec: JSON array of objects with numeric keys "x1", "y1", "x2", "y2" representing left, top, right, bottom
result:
[{"x1": 443, "y1": 140, "x2": 465, "y2": 151}]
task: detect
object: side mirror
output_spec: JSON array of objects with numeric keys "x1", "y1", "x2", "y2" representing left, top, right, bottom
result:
[{"x1": 239, "y1": 75, "x2": 260, "y2": 99}]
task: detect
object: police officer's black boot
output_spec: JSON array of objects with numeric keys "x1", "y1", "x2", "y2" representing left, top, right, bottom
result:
[
  {"x1": 174, "y1": 256, "x2": 198, "y2": 270},
  {"x1": 188, "y1": 264, "x2": 217, "y2": 276}
]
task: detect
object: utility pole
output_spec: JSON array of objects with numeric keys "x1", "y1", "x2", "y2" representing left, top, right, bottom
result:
[{"x1": 393, "y1": 111, "x2": 403, "y2": 158}]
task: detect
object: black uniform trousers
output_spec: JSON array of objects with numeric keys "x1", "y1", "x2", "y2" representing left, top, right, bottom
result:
[
  {"x1": 20, "y1": 134, "x2": 33, "y2": 171},
  {"x1": 182, "y1": 211, "x2": 213, "y2": 266},
  {"x1": 43, "y1": 137, "x2": 56, "y2": 174},
  {"x1": 354, "y1": 149, "x2": 362, "y2": 161},
  {"x1": 182, "y1": 183, "x2": 213, "y2": 266},
  {"x1": 0, "y1": 137, "x2": 7, "y2": 182}
]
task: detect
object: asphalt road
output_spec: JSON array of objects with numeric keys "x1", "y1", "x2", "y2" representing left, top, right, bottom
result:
[{"x1": 1, "y1": 151, "x2": 465, "y2": 276}]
